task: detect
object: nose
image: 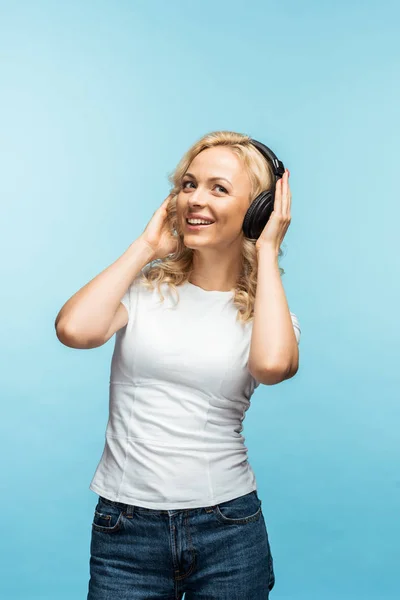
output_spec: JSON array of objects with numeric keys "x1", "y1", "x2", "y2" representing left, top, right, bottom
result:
[{"x1": 187, "y1": 186, "x2": 207, "y2": 207}]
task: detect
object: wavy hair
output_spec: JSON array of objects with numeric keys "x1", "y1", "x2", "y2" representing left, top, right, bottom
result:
[{"x1": 138, "y1": 130, "x2": 285, "y2": 324}]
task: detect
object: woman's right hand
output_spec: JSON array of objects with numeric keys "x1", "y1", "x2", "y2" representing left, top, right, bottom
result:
[{"x1": 139, "y1": 194, "x2": 179, "y2": 260}]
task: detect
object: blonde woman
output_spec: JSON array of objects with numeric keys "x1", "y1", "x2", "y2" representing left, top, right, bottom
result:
[{"x1": 55, "y1": 130, "x2": 301, "y2": 599}]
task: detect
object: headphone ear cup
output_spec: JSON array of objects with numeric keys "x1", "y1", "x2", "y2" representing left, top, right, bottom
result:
[{"x1": 242, "y1": 190, "x2": 274, "y2": 240}]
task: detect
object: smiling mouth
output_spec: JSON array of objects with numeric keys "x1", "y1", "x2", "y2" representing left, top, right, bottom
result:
[{"x1": 185, "y1": 220, "x2": 215, "y2": 229}]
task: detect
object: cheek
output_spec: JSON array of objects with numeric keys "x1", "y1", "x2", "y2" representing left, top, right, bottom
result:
[{"x1": 176, "y1": 193, "x2": 187, "y2": 210}]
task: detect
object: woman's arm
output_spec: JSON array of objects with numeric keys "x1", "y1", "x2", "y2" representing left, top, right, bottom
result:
[
  {"x1": 248, "y1": 246, "x2": 299, "y2": 385},
  {"x1": 55, "y1": 237, "x2": 155, "y2": 348}
]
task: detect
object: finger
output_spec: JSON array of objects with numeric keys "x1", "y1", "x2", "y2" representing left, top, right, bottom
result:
[
  {"x1": 287, "y1": 172, "x2": 292, "y2": 217},
  {"x1": 161, "y1": 195, "x2": 172, "y2": 209},
  {"x1": 284, "y1": 171, "x2": 291, "y2": 219},
  {"x1": 281, "y1": 170, "x2": 289, "y2": 215},
  {"x1": 274, "y1": 177, "x2": 282, "y2": 214}
]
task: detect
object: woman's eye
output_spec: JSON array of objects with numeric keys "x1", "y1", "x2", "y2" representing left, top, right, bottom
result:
[{"x1": 181, "y1": 181, "x2": 227, "y2": 193}]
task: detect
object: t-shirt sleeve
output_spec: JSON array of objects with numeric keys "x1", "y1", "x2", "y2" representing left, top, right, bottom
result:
[
  {"x1": 290, "y1": 311, "x2": 301, "y2": 344},
  {"x1": 120, "y1": 286, "x2": 133, "y2": 314}
]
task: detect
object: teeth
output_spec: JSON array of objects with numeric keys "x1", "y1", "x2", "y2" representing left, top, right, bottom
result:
[{"x1": 187, "y1": 219, "x2": 213, "y2": 225}]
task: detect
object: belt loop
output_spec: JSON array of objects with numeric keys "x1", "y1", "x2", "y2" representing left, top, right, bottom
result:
[{"x1": 125, "y1": 502, "x2": 134, "y2": 517}]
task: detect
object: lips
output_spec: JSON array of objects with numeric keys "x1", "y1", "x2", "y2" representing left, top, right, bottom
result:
[{"x1": 185, "y1": 219, "x2": 215, "y2": 230}]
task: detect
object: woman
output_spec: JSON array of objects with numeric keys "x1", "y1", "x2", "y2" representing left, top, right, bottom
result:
[{"x1": 55, "y1": 130, "x2": 301, "y2": 599}]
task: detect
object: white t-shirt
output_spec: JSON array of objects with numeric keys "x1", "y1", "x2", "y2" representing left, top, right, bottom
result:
[{"x1": 89, "y1": 272, "x2": 301, "y2": 509}]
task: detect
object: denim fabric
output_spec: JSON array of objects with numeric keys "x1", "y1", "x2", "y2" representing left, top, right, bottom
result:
[{"x1": 87, "y1": 490, "x2": 275, "y2": 599}]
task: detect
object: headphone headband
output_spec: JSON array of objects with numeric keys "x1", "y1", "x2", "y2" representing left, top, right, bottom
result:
[{"x1": 249, "y1": 138, "x2": 285, "y2": 179}]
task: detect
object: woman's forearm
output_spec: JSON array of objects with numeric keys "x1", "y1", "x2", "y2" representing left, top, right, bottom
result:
[
  {"x1": 248, "y1": 245, "x2": 299, "y2": 380},
  {"x1": 55, "y1": 236, "x2": 155, "y2": 345}
]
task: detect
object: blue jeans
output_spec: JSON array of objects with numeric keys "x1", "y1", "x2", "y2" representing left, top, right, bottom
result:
[{"x1": 87, "y1": 490, "x2": 275, "y2": 599}]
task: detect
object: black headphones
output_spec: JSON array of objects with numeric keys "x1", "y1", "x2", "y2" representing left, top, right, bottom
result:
[{"x1": 242, "y1": 139, "x2": 286, "y2": 240}]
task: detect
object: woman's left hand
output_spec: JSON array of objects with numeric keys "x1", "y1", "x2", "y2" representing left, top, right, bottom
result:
[{"x1": 255, "y1": 169, "x2": 291, "y2": 255}]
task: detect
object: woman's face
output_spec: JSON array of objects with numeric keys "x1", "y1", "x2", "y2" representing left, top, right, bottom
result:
[{"x1": 176, "y1": 146, "x2": 252, "y2": 250}]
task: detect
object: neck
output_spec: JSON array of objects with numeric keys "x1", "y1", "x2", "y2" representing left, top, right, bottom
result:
[{"x1": 188, "y1": 247, "x2": 243, "y2": 291}]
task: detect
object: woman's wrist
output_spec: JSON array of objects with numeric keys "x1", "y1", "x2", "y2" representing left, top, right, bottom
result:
[{"x1": 255, "y1": 242, "x2": 279, "y2": 261}]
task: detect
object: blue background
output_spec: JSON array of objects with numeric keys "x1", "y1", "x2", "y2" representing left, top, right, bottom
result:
[{"x1": 1, "y1": 1, "x2": 399, "y2": 598}]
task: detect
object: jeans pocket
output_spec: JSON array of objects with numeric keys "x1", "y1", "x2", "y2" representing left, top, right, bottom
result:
[
  {"x1": 92, "y1": 496, "x2": 125, "y2": 533},
  {"x1": 214, "y1": 490, "x2": 262, "y2": 525}
]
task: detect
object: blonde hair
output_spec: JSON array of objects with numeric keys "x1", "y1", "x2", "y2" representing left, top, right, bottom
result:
[{"x1": 139, "y1": 130, "x2": 285, "y2": 324}]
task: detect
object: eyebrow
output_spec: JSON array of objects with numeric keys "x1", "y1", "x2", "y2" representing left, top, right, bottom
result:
[{"x1": 183, "y1": 172, "x2": 232, "y2": 186}]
